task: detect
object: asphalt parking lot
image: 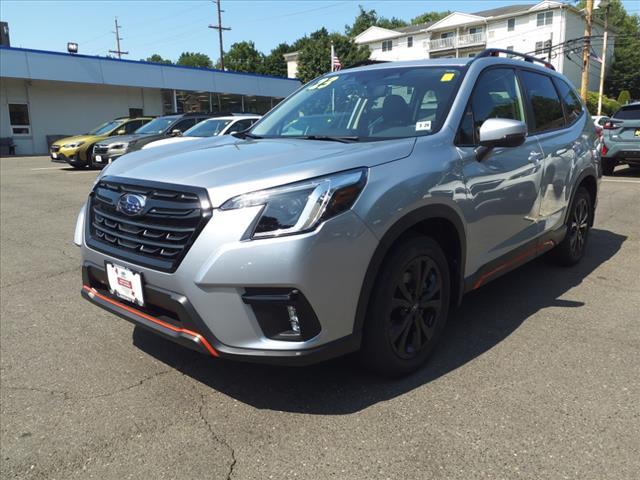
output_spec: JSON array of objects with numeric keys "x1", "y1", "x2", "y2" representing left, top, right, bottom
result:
[{"x1": 1, "y1": 156, "x2": 639, "y2": 480}]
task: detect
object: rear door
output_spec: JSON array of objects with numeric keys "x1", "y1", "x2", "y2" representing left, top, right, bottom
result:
[
  {"x1": 457, "y1": 67, "x2": 546, "y2": 268},
  {"x1": 518, "y1": 70, "x2": 578, "y2": 230}
]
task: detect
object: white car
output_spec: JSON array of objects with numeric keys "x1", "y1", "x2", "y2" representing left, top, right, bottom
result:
[
  {"x1": 592, "y1": 115, "x2": 609, "y2": 127},
  {"x1": 143, "y1": 114, "x2": 261, "y2": 149}
]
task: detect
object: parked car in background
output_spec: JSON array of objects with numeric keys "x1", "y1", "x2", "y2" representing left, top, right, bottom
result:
[
  {"x1": 592, "y1": 115, "x2": 609, "y2": 128},
  {"x1": 50, "y1": 117, "x2": 153, "y2": 168},
  {"x1": 600, "y1": 102, "x2": 640, "y2": 175},
  {"x1": 76, "y1": 50, "x2": 599, "y2": 376},
  {"x1": 143, "y1": 114, "x2": 261, "y2": 150},
  {"x1": 91, "y1": 113, "x2": 211, "y2": 168}
]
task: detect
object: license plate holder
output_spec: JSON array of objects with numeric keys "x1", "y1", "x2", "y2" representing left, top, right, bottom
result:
[
  {"x1": 51, "y1": 152, "x2": 57, "y2": 159},
  {"x1": 106, "y1": 263, "x2": 144, "y2": 306},
  {"x1": 634, "y1": 129, "x2": 640, "y2": 137},
  {"x1": 95, "y1": 155, "x2": 102, "y2": 162}
]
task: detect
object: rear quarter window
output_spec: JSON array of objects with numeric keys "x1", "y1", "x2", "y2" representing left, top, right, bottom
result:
[
  {"x1": 520, "y1": 70, "x2": 565, "y2": 133},
  {"x1": 553, "y1": 78, "x2": 584, "y2": 124}
]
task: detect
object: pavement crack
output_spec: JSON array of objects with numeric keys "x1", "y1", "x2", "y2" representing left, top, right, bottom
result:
[{"x1": 197, "y1": 391, "x2": 237, "y2": 479}]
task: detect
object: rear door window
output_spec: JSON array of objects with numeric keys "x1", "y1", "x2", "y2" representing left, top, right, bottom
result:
[
  {"x1": 520, "y1": 71, "x2": 565, "y2": 133},
  {"x1": 457, "y1": 67, "x2": 526, "y2": 145},
  {"x1": 553, "y1": 78, "x2": 584, "y2": 125},
  {"x1": 171, "y1": 118, "x2": 197, "y2": 133}
]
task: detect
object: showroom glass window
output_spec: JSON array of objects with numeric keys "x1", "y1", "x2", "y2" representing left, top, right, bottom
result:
[{"x1": 9, "y1": 104, "x2": 31, "y2": 135}]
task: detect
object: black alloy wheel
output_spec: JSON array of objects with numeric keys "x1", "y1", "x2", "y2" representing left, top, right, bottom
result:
[
  {"x1": 388, "y1": 256, "x2": 443, "y2": 360},
  {"x1": 552, "y1": 186, "x2": 592, "y2": 266},
  {"x1": 361, "y1": 236, "x2": 450, "y2": 376}
]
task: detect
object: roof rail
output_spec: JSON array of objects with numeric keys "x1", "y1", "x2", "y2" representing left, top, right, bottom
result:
[{"x1": 474, "y1": 49, "x2": 555, "y2": 70}]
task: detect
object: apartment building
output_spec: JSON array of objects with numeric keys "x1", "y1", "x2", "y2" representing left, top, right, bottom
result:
[{"x1": 352, "y1": 1, "x2": 614, "y2": 90}]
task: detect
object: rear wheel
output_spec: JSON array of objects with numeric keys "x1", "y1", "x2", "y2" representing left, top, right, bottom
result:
[
  {"x1": 601, "y1": 158, "x2": 616, "y2": 176},
  {"x1": 360, "y1": 236, "x2": 450, "y2": 377},
  {"x1": 552, "y1": 187, "x2": 592, "y2": 266}
]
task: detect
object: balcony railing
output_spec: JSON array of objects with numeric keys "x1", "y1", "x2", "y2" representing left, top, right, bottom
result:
[{"x1": 429, "y1": 32, "x2": 486, "y2": 51}]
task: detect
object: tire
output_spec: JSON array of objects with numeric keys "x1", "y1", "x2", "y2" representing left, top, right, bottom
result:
[
  {"x1": 85, "y1": 144, "x2": 95, "y2": 166},
  {"x1": 552, "y1": 187, "x2": 592, "y2": 267},
  {"x1": 601, "y1": 158, "x2": 616, "y2": 176},
  {"x1": 360, "y1": 236, "x2": 451, "y2": 377}
]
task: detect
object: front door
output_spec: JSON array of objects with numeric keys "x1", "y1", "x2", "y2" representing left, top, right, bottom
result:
[{"x1": 456, "y1": 67, "x2": 545, "y2": 274}]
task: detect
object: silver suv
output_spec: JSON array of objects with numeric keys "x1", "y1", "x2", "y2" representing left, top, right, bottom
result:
[{"x1": 76, "y1": 50, "x2": 600, "y2": 376}]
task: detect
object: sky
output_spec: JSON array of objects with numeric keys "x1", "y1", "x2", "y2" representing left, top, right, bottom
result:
[{"x1": 1, "y1": 0, "x2": 639, "y2": 62}]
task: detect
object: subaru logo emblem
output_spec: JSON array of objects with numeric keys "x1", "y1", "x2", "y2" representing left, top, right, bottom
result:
[{"x1": 117, "y1": 193, "x2": 146, "y2": 216}]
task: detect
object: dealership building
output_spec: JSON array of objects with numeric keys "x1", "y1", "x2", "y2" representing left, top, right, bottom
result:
[{"x1": 0, "y1": 46, "x2": 301, "y2": 155}]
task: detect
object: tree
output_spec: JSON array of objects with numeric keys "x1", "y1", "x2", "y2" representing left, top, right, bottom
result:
[
  {"x1": 223, "y1": 41, "x2": 264, "y2": 73},
  {"x1": 262, "y1": 42, "x2": 293, "y2": 77},
  {"x1": 176, "y1": 52, "x2": 213, "y2": 69},
  {"x1": 345, "y1": 5, "x2": 407, "y2": 37},
  {"x1": 617, "y1": 89, "x2": 631, "y2": 105},
  {"x1": 145, "y1": 54, "x2": 172, "y2": 65},
  {"x1": 411, "y1": 11, "x2": 451, "y2": 25}
]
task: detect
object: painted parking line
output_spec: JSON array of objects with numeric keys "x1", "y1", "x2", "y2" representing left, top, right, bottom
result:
[
  {"x1": 30, "y1": 166, "x2": 66, "y2": 171},
  {"x1": 602, "y1": 178, "x2": 640, "y2": 184}
]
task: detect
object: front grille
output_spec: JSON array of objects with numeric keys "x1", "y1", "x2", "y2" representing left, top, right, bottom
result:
[
  {"x1": 86, "y1": 177, "x2": 212, "y2": 272},
  {"x1": 94, "y1": 145, "x2": 109, "y2": 155},
  {"x1": 50, "y1": 145, "x2": 61, "y2": 152}
]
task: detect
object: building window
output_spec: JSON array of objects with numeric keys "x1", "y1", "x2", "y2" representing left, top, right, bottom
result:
[
  {"x1": 407, "y1": 36, "x2": 413, "y2": 48},
  {"x1": 506, "y1": 46, "x2": 514, "y2": 58},
  {"x1": 382, "y1": 40, "x2": 393, "y2": 52},
  {"x1": 128, "y1": 108, "x2": 143, "y2": 118},
  {"x1": 469, "y1": 27, "x2": 483, "y2": 35},
  {"x1": 441, "y1": 32, "x2": 454, "y2": 39},
  {"x1": 8, "y1": 103, "x2": 30, "y2": 136},
  {"x1": 537, "y1": 11, "x2": 553, "y2": 27},
  {"x1": 535, "y1": 41, "x2": 545, "y2": 54},
  {"x1": 507, "y1": 18, "x2": 515, "y2": 31}
]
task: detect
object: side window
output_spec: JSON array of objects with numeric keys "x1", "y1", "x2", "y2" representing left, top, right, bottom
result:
[
  {"x1": 553, "y1": 78, "x2": 583, "y2": 124},
  {"x1": 457, "y1": 68, "x2": 525, "y2": 145},
  {"x1": 124, "y1": 120, "x2": 141, "y2": 133},
  {"x1": 171, "y1": 118, "x2": 196, "y2": 133},
  {"x1": 520, "y1": 71, "x2": 565, "y2": 133}
]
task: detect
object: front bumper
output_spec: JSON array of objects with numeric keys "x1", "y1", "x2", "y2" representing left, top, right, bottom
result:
[
  {"x1": 91, "y1": 149, "x2": 125, "y2": 168},
  {"x1": 79, "y1": 201, "x2": 378, "y2": 364},
  {"x1": 50, "y1": 148, "x2": 80, "y2": 164}
]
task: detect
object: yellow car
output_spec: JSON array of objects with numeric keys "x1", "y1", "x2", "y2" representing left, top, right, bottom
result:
[{"x1": 50, "y1": 116, "x2": 153, "y2": 168}]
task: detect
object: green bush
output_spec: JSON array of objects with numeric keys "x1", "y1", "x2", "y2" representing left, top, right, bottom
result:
[
  {"x1": 617, "y1": 90, "x2": 631, "y2": 105},
  {"x1": 586, "y1": 91, "x2": 621, "y2": 116}
]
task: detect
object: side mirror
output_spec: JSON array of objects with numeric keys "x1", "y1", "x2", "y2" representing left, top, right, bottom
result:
[
  {"x1": 170, "y1": 129, "x2": 182, "y2": 137},
  {"x1": 475, "y1": 118, "x2": 527, "y2": 161},
  {"x1": 116, "y1": 129, "x2": 126, "y2": 135}
]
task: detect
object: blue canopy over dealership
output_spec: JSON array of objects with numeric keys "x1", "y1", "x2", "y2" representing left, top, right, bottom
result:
[{"x1": 0, "y1": 46, "x2": 301, "y2": 155}]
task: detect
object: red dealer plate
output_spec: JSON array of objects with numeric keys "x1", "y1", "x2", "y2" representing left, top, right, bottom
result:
[{"x1": 106, "y1": 263, "x2": 144, "y2": 306}]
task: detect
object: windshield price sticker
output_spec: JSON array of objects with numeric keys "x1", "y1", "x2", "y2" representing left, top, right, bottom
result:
[
  {"x1": 416, "y1": 121, "x2": 432, "y2": 131},
  {"x1": 307, "y1": 76, "x2": 339, "y2": 90},
  {"x1": 440, "y1": 72, "x2": 455, "y2": 82}
]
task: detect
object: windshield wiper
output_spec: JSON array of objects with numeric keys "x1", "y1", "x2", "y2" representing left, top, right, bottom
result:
[
  {"x1": 298, "y1": 135, "x2": 361, "y2": 143},
  {"x1": 232, "y1": 131, "x2": 263, "y2": 139}
]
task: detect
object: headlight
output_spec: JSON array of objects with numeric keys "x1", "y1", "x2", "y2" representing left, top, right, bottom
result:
[
  {"x1": 110, "y1": 143, "x2": 127, "y2": 150},
  {"x1": 63, "y1": 141, "x2": 85, "y2": 148},
  {"x1": 221, "y1": 168, "x2": 367, "y2": 239}
]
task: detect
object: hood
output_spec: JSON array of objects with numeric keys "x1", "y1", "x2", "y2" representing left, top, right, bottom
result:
[
  {"x1": 53, "y1": 134, "x2": 103, "y2": 146},
  {"x1": 143, "y1": 136, "x2": 197, "y2": 150},
  {"x1": 101, "y1": 136, "x2": 416, "y2": 207},
  {"x1": 97, "y1": 133, "x2": 152, "y2": 147}
]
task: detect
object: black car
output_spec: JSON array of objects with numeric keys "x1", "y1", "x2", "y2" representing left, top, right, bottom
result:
[{"x1": 91, "y1": 113, "x2": 212, "y2": 168}]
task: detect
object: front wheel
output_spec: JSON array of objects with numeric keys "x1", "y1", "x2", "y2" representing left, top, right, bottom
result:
[
  {"x1": 360, "y1": 236, "x2": 450, "y2": 377},
  {"x1": 552, "y1": 187, "x2": 592, "y2": 266}
]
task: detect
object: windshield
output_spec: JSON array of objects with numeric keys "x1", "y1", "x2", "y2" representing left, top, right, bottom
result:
[
  {"x1": 184, "y1": 118, "x2": 232, "y2": 137},
  {"x1": 88, "y1": 120, "x2": 123, "y2": 135},
  {"x1": 613, "y1": 105, "x2": 640, "y2": 120},
  {"x1": 252, "y1": 66, "x2": 464, "y2": 140},
  {"x1": 135, "y1": 116, "x2": 179, "y2": 134}
]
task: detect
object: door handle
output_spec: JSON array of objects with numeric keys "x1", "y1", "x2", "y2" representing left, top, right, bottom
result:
[{"x1": 528, "y1": 151, "x2": 543, "y2": 165}]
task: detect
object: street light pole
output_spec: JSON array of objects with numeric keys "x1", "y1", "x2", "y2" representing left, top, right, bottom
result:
[
  {"x1": 597, "y1": 1, "x2": 610, "y2": 116},
  {"x1": 580, "y1": 0, "x2": 594, "y2": 102}
]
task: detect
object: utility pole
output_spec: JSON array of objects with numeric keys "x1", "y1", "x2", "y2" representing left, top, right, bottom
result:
[
  {"x1": 208, "y1": 0, "x2": 231, "y2": 70},
  {"x1": 109, "y1": 17, "x2": 129, "y2": 59},
  {"x1": 597, "y1": 1, "x2": 610, "y2": 116},
  {"x1": 580, "y1": 0, "x2": 594, "y2": 102}
]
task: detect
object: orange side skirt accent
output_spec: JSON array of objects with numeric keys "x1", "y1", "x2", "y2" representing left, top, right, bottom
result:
[
  {"x1": 82, "y1": 285, "x2": 219, "y2": 357},
  {"x1": 473, "y1": 240, "x2": 555, "y2": 290}
]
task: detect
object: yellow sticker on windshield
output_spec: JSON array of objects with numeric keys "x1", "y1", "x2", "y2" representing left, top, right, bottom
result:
[
  {"x1": 440, "y1": 72, "x2": 455, "y2": 82},
  {"x1": 307, "y1": 76, "x2": 339, "y2": 90}
]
